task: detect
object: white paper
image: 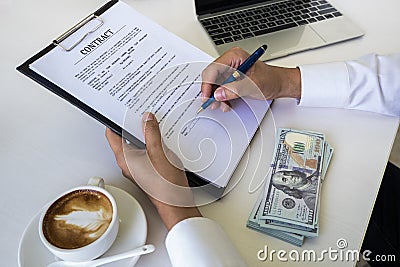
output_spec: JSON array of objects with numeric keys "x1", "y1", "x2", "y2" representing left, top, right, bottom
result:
[{"x1": 31, "y1": 2, "x2": 270, "y2": 187}]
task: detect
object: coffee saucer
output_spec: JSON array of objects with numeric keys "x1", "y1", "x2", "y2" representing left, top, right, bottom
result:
[{"x1": 18, "y1": 185, "x2": 148, "y2": 267}]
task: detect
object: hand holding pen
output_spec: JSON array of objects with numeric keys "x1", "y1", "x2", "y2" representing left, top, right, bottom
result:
[{"x1": 198, "y1": 45, "x2": 268, "y2": 113}]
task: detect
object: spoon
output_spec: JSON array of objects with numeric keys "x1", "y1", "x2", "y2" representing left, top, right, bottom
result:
[{"x1": 47, "y1": 244, "x2": 155, "y2": 267}]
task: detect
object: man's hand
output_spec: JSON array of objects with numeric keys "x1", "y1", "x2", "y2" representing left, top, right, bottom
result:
[
  {"x1": 106, "y1": 112, "x2": 201, "y2": 230},
  {"x1": 201, "y1": 47, "x2": 302, "y2": 111}
]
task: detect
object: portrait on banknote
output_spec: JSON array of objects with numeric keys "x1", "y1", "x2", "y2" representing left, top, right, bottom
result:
[{"x1": 271, "y1": 170, "x2": 319, "y2": 210}]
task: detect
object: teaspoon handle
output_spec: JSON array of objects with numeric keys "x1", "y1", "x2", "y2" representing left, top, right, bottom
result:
[
  {"x1": 47, "y1": 244, "x2": 155, "y2": 267},
  {"x1": 90, "y1": 244, "x2": 155, "y2": 266}
]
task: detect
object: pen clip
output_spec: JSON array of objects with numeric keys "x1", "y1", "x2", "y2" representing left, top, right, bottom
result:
[{"x1": 53, "y1": 14, "x2": 104, "y2": 52}]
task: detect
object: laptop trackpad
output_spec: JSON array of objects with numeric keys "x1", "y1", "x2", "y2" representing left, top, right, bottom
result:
[
  {"x1": 257, "y1": 25, "x2": 325, "y2": 60},
  {"x1": 310, "y1": 17, "x2": 364, "y2": 43}
]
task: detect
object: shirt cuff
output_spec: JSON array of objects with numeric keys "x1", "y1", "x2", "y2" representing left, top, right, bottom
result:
[
  {"x1": 298, "y1": 62, "x2": 350, "y2": 108},
  {"x1": 165, "y1": 217, "x2": 247, "y2": 267}
]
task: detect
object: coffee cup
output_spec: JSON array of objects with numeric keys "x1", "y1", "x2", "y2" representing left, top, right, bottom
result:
[{"x1": 38, "y1": 177, "x2": 119, "y2": 262}]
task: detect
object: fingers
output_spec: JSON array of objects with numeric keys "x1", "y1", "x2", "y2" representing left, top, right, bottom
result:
[
  {"x1": 213, "y1": 76, "x2": 256, "y2": 101},
  {"x1": 207, "y1": 100, "x2": 231, "y2": 112},
  {"x1": 141, "y1": 112, "x2": 163, "y2": 159},
  {"x1": 221, "y1": 101, "x2": 231, "y2": 112},
  {"x1": 141, "y1": 112, "x2": 186, "y2": 172},
  {"x1": 201, "y1": 61, "x2": 228, "y2": 102},
  {"x1": 201, "y1": 47, "x2": 249, "y2": 101},
  {"x1": 105, "y1": 128, "x2": 132, "y2": 179},
  {"x1": 214, "y1": 46, "x2": 250, "y2": 67},
  {"x1": 214, "y1": 85, "x2": 239, "y2": 102},
  {"x1": 105, "y1": 128, "x2": 123, "y2": 158}
]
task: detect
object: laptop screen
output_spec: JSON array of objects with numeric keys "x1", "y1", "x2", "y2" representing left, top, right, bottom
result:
[{"x1": 195, "y1": 0, "x2": 272, "y2": 16}]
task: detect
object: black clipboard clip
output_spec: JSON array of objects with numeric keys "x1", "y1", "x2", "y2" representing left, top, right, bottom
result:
[{"x1": 53, "y1": 14, "x2": 104, "y2": 52}]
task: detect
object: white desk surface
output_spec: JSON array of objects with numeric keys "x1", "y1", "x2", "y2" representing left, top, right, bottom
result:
[{"x1": 1, "y1": 0, "x2": 399, "y2": 266}]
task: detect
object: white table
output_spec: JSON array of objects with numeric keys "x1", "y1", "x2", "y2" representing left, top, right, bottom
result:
[{"x1": 1, "y1": 0, "x2": 399, "y2": 266}]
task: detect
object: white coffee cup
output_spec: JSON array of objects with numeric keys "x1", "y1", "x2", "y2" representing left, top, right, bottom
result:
[{"x1": 38, "y1": 177, "x2": 119, "y2": 261}]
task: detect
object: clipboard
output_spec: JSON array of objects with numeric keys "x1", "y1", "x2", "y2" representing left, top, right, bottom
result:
[
  {"x1": 16, "y1": 0, "x2": 225, "y2": 197},
  {"x1": 16, "y1": 1, "x2": 134, "y2": 145}
]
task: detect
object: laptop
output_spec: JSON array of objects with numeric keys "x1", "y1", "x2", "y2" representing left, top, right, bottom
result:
[{"x1": 195, "y1": 0, "x2": 364, "y2": 60}]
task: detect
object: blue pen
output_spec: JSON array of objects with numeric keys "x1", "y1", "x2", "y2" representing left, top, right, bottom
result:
[{"x1": 197, "y1": 44, "x2": 268, "y2": 114}]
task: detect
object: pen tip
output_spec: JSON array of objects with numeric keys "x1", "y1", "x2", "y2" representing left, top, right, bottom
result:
[
  {"x1": 196, "y1": 107, "x2": 203, "y2": 114},
  {"x1": 261, "y1": 44, "x2": 268, "y2": 51}
]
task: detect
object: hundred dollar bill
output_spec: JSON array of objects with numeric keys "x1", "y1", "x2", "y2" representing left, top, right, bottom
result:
[
  {"x1": 261, "y1": 218, "x2": 319, "y2": 237},
  {"x1": 271, "y1": 141, "x2": 333, "y2": 181},
  {"x1": 269, "y1": 141, "x2": 332, "y2": 229},
  {"x1": 247, "y1": 194, "x2": 304, "y2": 246},
  {"x1": 260, "y1": 128, "x2": 325, "y2": 229}
]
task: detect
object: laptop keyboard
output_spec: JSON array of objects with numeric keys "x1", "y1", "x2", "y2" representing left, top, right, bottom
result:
[{"x1": 200, "y1": 0, "x2": 342, "y2": 46}]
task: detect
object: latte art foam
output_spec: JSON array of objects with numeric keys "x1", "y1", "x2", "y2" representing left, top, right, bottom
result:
[
  {"x1": 54, "y1": 208, "x2": 110, "y2": 238},
  {"x1": 42, "y1": 189, "x2": 113, "y2": 249}
]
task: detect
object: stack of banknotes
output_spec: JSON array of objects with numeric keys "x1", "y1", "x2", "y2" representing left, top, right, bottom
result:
[{"x1": 247, "y1": 128, "x2": 333, "y2": 246}]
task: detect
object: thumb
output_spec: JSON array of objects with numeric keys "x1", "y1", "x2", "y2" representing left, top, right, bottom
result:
[
  {"x1": 213, "y1": 79, "x2": 247, "y2": 101},
  {"x1": 142, "y1": 112, "x2": 163, "y2": 157}
]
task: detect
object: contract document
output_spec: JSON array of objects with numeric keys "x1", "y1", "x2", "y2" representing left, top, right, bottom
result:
[{"x1": 19, "y1": 1, "x2": 270, "y2": 189}]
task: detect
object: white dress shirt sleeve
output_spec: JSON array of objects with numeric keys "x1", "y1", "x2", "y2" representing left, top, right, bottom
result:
[
  {"x1": 298, "y1": 53, "x2": 400, "y2": 117},
  {"x1": 165, "y1": 217, "x2": 247, "y2": 267}
]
